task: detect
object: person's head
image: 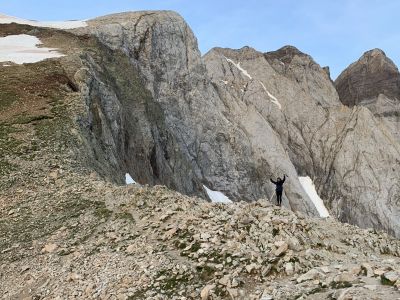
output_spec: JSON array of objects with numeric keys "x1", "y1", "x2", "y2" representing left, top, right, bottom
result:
[{"x1": 277, "y1": 177, "x2": 281, "y2": 181}]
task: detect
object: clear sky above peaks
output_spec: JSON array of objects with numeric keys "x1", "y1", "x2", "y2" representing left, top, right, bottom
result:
[{"x1": 1, "y1": 0, "x2": 399, "y2": 79}]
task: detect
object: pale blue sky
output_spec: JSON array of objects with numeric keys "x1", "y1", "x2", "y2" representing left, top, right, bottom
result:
[{"x1": 1, "y1": 0, "x2": 399, "y2": 79}]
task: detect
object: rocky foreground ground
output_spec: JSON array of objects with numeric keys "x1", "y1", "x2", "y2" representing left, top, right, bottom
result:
[{"x1": 1, "y1": 169, "x2": 400, "y2": 299}]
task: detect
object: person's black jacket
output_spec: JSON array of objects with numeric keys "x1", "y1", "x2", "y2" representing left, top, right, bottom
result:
[{"x1": 270, "y1": 175, "x2": 286, "y2": 192}]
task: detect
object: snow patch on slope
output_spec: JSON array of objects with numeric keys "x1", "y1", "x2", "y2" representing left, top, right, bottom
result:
[
  {"x1": 125, "y1": 173, "x2": 136, "y2": 185},
  {"x1": 225, "y1": 58, "x2": 253, "y2": 80},
  {"x1": 259, "y1": 81, "x2": 282, "y2": 110},
  {"x1": 203, "y1": 185, "x2": 232, "y2": 204},
  {"x1": 299, "y1": 176, "x2": 329, "y2": 218},
  {"x1": 0, "y1": 34, "x2": 64, "y2": 64},
  {"x1": 0, "y1": 13, "x2": 87, "y2": 29}
]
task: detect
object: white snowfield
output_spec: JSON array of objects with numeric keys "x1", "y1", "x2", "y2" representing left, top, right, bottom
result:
[
  {"x1": 0, "y1": 34, "x2": 64, "y2": 64},
  {"x1": 0, "y1": 13, "x2": 87, "y2": 29},
  {"x1": 299, "y1": 176, "x2": 330, "y2": 218},
  {"x1": 203, "y1": 185, "x2": 233, "y2": 204},
  {"x1": 125, "y1": 173, "x2": 136, "y2": 185}
]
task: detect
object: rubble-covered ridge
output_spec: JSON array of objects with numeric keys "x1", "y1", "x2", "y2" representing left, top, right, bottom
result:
[{"x1": 2, "y1": 177, "x2": 400, "y2": 299}]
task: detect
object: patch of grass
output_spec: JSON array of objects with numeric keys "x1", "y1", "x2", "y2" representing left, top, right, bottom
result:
[
  {"x1": 128, "y1": 289, "x2": 148, "y2": 300},
  {"x1": 0, "y1": 160, "x2": 16, "y2": 177},
  {"x1": 58, "y1": 249, "x2": 73, "y2": 256},
  {"x1": 94, "y1": 202, "x2": 112, "y2": 220},
  {"x1": 0, "y1": 91, "x2": 18, "y2": 111},
  {"x1": 272, "y1": 227, "x2": 280, "y2": 237},
  {"x1": 158, "y1": 273, "x2": 190, "y2": 296},
  {"x1": 13, "y1": 114, "x2": 53, "y2": 125},
  {"x1": 329, "y1": 281, "x2": 352, "y2": 289},
  {"x1": 306, "y1": 284, "x2": 326, "y2": 296},
  {"x1": 0, "y1": 194, "x2": 98, "y2": 256},
  {"x1": 191, "y1": 241, "x2": 201, "y2": 252},
  {"x1": 0, "y1": 122, "x2": 21, "y2": 176},
  {"x1": 196, "y1": 264, "x2": 217, "y2": 281},
  {"x1": 174, "y1": 240, "x2": 187, "y2": 250},
  {"x1": 115, "y1": 212, "x2": 135, "y2": 223},
  {"x1": 214, "y1": 285, "x2": 228, "y2": 297},
  {"x1": 380, "y1": 274, "x2": 395, "y2": 286}
]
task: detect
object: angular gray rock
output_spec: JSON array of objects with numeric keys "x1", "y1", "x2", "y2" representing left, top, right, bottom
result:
[
  {"x1": 335, "y1": 49, "x2": 400, "y2": 106},
  {"x1": 71, "y1": 12, "x2": 400, "y2": 236},
  {"x1": 204, "y1": 46, "x2": 400, "y2": 237},
  {"x1": 335, "y1": 49, "x2": 400, "y2": 142},
  {"x1": 74, "y1": 12, "x2": 318, "y2": 215}
]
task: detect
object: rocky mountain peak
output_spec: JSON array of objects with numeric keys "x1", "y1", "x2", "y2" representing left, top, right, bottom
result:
[
  {"x1": 264, "y1": 45, "x2": 311, "y2": 64},
  {"x1": 204, "y1": 46, "x2": 264, "y2": 61},
  {"x1": 335, "y1": 48, "x2": 400, "y2": 106}
]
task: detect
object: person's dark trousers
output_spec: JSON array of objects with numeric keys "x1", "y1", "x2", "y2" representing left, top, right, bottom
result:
[{"x1": 276, "y1": 191, "x2": 282, "y2": 206}]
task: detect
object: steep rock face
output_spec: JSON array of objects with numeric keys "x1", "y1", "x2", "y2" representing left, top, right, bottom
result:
[
  {"x1": 73, "y1": 13, "x2": 400, "y2": 235},
  {"x1": 205, "y1": 46, "x2": 400, "y2": 237},
  {"x1": 6, "y1": 11, "x2": 397, "y2": 235},
  {"x1": 73, "y1": 12, "x2": 317, "y2": 214},
  {"x1": 335, "y1": 49, "x2": 400, "y2": 106},
  {"x1": 335, "y1": 49, "x2": 400, "y2": 142}
]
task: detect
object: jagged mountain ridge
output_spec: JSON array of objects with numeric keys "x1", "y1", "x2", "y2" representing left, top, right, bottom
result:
[
  {"x1": 1, "y1": 11, "x2": 400, "y2": 235},
  {"x1": 82, "y1": 11, "x2": 400, "y2": 236},
  {"x1": 204, "y1": 45, "x2": 400, "y2": 238},
  {"x1": 76, "y1": 12, "x2": 317, "y2": 215}
]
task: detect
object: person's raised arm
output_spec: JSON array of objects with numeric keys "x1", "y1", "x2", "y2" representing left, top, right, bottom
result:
[
  {"x1": 270, "y1": 178, "x2": 277, "y2": 184},
  {"x1": 282, "y1": 175, "x2": 286, "y2": 183}
]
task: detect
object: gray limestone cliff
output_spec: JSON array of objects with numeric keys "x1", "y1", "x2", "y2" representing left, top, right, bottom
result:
[
  {"x1": 204, "y1": 45, "x2": 400, "y2": 237},
  {"x1": 335, "y1": 49, "x2": 400, "y2": 106},
  {"x1": 69, "y1": 12, "x2": 400, "y2": 236},
  {"x1": 335, "y1": 49, "x2": 400, "y2": 142},
  {"x1": 73, "y1": 12, "x2": 317, "y2": 215}
]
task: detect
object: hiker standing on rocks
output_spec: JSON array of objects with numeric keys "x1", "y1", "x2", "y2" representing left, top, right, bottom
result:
[{"x1": 270, "y1": 175, "x2": 286, "y2": 206}]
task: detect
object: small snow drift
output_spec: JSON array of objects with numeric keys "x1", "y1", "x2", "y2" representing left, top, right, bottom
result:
[
  {"x1": 0, "y1": 13, "x2": 87, "y2": 29},
  {"x1": 125, "y1": 173, "x2": 136, "y2": 185},
  {"x1": 203, "y1": 185, "x2": 232, "y2": 204},
  {"x1": 259, "y1": 81, "x2": 282, "y2": 110},
  {"x1": 225, "y1": 57, "x2": 253, "y2": 80},
  {"x1": 299, "y1": 176, "x2": 329, "y2": 218},
  {"x1": 0, "y1": 34, "x2": 64, "y2": 64}
]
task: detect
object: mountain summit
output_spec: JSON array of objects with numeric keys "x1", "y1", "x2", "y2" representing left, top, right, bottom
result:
[
  {"x1": 335, "y1": 48, "x2": 400, "y2": 106},
  {"x1": 335, "y1": 49, "x2": 400, "y2": 142}
]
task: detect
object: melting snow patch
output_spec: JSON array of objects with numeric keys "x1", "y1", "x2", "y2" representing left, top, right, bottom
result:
[
  {"x1": 125, "y1": 173, "x2": 136, "y2": 185},
  {"x1": 259, "y1": 81, "x2": 282, "y2": 110},
  {"x1": 0, "y1": 34, "x2": 64, "y2": 64},
  {"x1": 203, "y1": 185, "x2": 232, "y2": 204},
  {"x1": 0, "y1": 13, "x2": 87, "y2": 29},
  {"x1": 225, "y1": 57, "x2": 252, "y2": 80},
  {"x1": 299, "y1": 176, "x2": 329, "y2": 218}
]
